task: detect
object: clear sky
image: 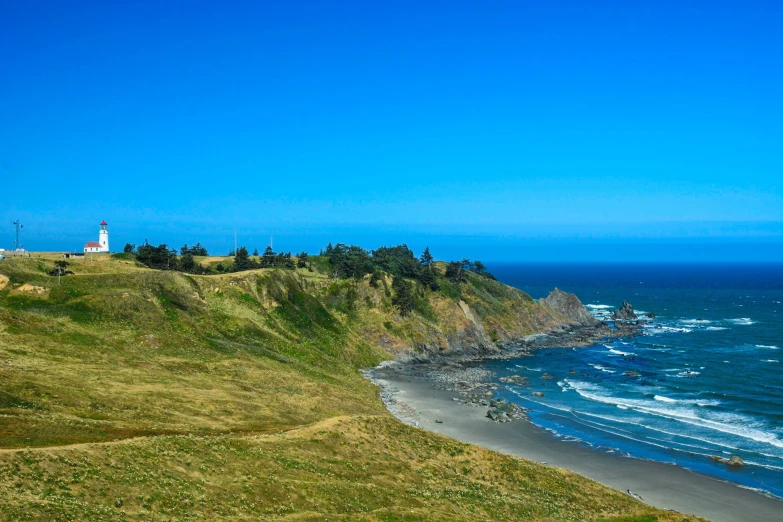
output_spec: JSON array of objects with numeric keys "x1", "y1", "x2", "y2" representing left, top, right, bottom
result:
[{"x1": 1, "y1": 1, "x2": 781, "y2": 261}]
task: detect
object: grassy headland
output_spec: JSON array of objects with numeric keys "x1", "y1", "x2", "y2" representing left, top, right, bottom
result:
[{"x1": 0, "y1": 253, "x2": 700, "y2": 520}]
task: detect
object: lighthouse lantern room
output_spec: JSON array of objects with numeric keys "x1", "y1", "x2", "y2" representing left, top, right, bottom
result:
[{"x1": 84, "y1": 221, "x2": 110, "y2": 253}]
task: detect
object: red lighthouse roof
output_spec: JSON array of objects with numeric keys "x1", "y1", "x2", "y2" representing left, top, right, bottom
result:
[{"x1": 100, "y1": 220, "x2": 107, "y2": 225}]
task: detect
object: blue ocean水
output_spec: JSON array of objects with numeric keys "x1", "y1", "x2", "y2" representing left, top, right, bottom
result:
[{"x1": 485, "y1": 263, "x2": 783, "y2": 498}]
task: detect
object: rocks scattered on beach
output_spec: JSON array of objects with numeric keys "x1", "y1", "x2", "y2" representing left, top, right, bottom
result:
[
  {"x1": 486, "y1": 399, "x2": 525, "y2": 423},
  {"x1": 646, "y1": 312, "x2": 656, "y2": 319},
  {"x1": 711, "y1": 455, "x2": 745, "y2": 467},
  {"x1": 613, "y1": 301, "x2": 638, "y2": 321},
  {"x1": 426, "y1": 364, "x2": 494, "y2": 390},
  {"x1": 500, "y1": 374, "x2": 527, "y2": 384}
]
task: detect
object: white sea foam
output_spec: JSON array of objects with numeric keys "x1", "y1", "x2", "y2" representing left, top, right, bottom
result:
[
  {"x1": 563, "y1": 379, "x2": 783, "y2": 450},
  {"x1": 644, "y1": 325, "x2": 693, "y2": 334},
  {"x1": 706, "y1": 327, "x2": 728, "y2": 331},
  {"x1": 675, "y1": 370, "x2": 700, "y2": 378},
  {"x1": 742, "y1": 461, "x2": 783, "y2": 472},
  {"x1": 587, "y1": 304, "x2": 613, "y2": 309},
  {"x1": 680, "y1": 318, "x2": 712, "y2": 325},
  {"x1": 756, "y1": 345, "x2": 780, "y2": 350},
  {"x1": 654, "y1": 395, "x2": 720, "y2": 407},
  {"x1": 589, "y1": 363, "x2": 616, "y2": 374},
  {"x1": 579, "y1": 408, "x2": 774, "y2": 458},
  {"x1": 763, "y1": 359, "x2": 779, "y2": 363},
  {"x1": 607, "y1": 347, "x2": 635, "y2": 356},
  {"x1": 729, "y1": 318, "x2": 756, "y2": 325}
]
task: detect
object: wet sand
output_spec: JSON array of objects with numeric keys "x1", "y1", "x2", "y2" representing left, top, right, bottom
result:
[{"x1": 373, "y1": 369, "x2": 783, "y2": 522}]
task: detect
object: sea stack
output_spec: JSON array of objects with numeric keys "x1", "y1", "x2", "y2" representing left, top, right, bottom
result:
[{"x1": 613, "y1": 301, "x2": 638, "y2": 321}]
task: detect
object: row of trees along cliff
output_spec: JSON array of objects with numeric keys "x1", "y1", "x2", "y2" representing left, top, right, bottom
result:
[{"x1": 120, "y1": 241, "x2": 494, "y2": 317}]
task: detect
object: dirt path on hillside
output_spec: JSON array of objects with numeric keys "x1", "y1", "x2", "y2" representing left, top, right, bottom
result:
[{"x1": 0, "y1": 417, "x2": 351, "y2": 455}]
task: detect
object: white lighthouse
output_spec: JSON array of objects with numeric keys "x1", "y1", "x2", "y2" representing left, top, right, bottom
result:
[{"x1": 84, "y1": 221, "x2": 110, "y2": 253}]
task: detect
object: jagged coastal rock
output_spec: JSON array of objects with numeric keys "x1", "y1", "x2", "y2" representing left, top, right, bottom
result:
[
  {"x1": 613, "y1": 301, "x2": 638, "y2": 321},
  {"x1": 539, "y1": 288, "x2": 600, "y2": 326},
  {"x1": 711, "y1": 455, "x2": 745, "y2": 467}
]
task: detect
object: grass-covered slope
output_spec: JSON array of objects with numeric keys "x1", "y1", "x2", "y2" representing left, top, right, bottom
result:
[{"x1": 0, "y1": 255, "x2": 700, "y2": 521}]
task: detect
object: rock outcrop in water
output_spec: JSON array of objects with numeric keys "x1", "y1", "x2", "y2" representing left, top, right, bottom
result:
[
  {"x1": 539, "y1": 288, "x2": 600, "y2": 326},
  {"x1": 613, "y1": 301, "x2": 638, "y2": 321},
  {"x1": 711, "y1": 455, "x2": 745, "y2": 467}
]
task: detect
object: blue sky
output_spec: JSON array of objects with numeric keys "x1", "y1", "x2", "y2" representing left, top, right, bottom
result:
[{"x1": 1, "y1": 1, "x2": 781, "y2": 261}]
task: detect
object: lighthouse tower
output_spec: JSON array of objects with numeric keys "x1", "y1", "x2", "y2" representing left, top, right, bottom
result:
[
  {"x1": 84, "y1": 221, "x2": 110, "y2": 253},
  {"x1": 99, "y1": 221, "x2": 109, "y2": 252}
]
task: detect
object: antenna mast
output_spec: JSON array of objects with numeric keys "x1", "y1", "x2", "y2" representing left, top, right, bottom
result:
[{"x1": 12, "y1": 220, "x2": 23, "y2": 250}]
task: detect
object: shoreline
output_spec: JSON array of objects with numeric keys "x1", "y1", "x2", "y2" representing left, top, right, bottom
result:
[{"x1": 366, "y1": 362, "x2": 783, "y2": 522}]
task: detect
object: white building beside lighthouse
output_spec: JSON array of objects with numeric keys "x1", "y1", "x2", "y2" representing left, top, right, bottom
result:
[{"x1": 84, "y1": 221, "x2": 110, "y2": 253}]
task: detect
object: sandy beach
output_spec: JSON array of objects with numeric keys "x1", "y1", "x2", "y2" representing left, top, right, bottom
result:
[{"x1": 371, "y1": 365, "x2": 783, "y2": 522}]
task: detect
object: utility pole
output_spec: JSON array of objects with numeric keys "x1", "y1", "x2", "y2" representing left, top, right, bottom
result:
[{"x1": 12, "y1": 220, "x2": 23, "y2": 252}]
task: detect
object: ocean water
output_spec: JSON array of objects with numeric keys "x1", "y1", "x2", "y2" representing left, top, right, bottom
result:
[{"x1": 485, "y1": 263, "x2": 783, "y2": 498}]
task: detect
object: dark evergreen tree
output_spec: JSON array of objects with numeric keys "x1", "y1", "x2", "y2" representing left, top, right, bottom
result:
[
  {"x1": 234, "y1": 246, "x2": 252, "y2": 271},
  {"x1": 419, "y1": 246, "x2": 434, "y2": 267},
  {"x1": 419, "y1": 265, "x2": 439, "y2": 290},
  {"x1": 252, "y1": 248, "x2": 259, "y2": 257},
  {"x1": 296, "y1": 251, "x2": 308, "y2": 268},
  {"x1": 372, "y1": 244, "x2": 420, "y2": 279},
  {"x1": 391, "y1": 276, "x2": 415, "y2": 317},
  {"x1": 327, "y1": 244, "x2": 373, "y2": 279},
  {"x1": 445, "y1": 261, "x2": 467, "y2": 283},
  {"x1": 123, "y1": 243, "x2": 135, "y2": 254},
  {"x1": 472, "y1": 260, "x2": 486, "y2": 274},
  {"x1": 190, "y1": 242, "x2": 208, "y2": 256},
  {"x1": 136, "y1": 242, "x2": 178, "y2": 270},
  {"x1": 262, "y1": 246, "x2": 276, "y2": 266},
  {"x1": 180, "y1": 244, "x2": 190, "y2": 255},
  {"x1": 180, "y1": 253, "x2": 196, "y2": 273}
]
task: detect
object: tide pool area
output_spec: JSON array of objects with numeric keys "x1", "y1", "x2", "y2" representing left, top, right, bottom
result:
[{"x1": 486, "y1": 262, "x2": 783, "y2": 498}]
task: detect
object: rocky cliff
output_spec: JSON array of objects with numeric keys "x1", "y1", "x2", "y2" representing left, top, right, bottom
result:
[{"x1": 539, "y1": 288, "x2": 600, "y2": 326}]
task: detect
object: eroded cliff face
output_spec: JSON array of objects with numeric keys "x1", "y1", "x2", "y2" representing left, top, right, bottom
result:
[{"x1": 347, "y1": 274, "x2": 597, "y2": 360}]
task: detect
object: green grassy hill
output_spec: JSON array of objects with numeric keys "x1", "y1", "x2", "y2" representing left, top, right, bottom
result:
[{"x1": 0, "y1": 255, "x2": 701, "y2": 521}]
